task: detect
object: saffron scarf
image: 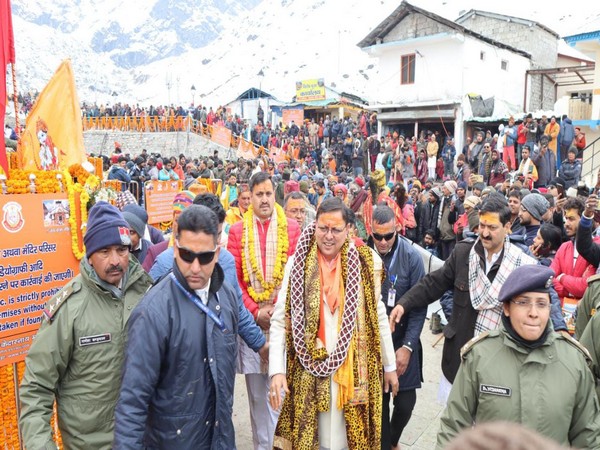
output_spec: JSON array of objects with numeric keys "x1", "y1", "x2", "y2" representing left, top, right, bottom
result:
[{"x1": 274, "y1": 223, "x2": 383, "y2": 450}]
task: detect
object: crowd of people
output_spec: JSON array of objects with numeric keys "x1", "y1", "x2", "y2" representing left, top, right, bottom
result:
[{"x1": 16, "y1": 106, "x2": 600, "y2": 450}]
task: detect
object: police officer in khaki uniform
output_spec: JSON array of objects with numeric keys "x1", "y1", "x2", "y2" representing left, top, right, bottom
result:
[
  {"x1": 437, "y1": 265, "x2": 600, "y2": 450},
  {"x1": 19, "y1": 202, "x2": 152, "y2": 449},
  {"x1": 575, "y1": 273, "x2": 600, "y2": 338}
]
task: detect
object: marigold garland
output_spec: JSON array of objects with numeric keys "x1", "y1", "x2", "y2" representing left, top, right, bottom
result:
[
  {"x1": 63, "y1": 169, "x2": 88, "y2": 260},
  {"x1": 102, "y1": 179, "x2": 124, "y2": 192},
  {"x1": 87, "y1": 156, "x2": 103, "y2": 177},
  {"x1": 5, "y1": 169, "x2": 62, "y2": 194},
  {"x1": 241, "y1": 203, "x2": 289, "y2": 302}
]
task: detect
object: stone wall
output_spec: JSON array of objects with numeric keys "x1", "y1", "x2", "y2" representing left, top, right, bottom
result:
[
  {"x1": 458, "y1": 14, "x2": 558, "y2": 111},
  {"x1": 83, "y1": 130, "x2": 236, "y2": 161},
  {"x1": 384, "y1": 14, "x2": 455, "y2": 43}
]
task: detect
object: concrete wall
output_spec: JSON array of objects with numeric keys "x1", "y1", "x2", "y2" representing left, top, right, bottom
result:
[
  {"x1": 458, "y1": 14, "x2": 558, "y2": 111},
  {"x1": 83, "y1": 130, "x2": 235, "y2": 160}
]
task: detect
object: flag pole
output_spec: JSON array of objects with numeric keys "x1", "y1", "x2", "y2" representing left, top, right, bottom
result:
[{"x1": 12, "y1": 62, "x2": 19, "y2": 137}]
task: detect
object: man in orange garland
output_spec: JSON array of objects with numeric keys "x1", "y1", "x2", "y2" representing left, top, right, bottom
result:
[{"x1": 227, "y1": 171, "x2": 301, "y2": 450}]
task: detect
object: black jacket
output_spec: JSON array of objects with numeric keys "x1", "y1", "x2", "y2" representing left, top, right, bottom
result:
[
  {"x1": 398, "y1": 239, "x2": 566, "y2": 383},
  {"x1": 418, "y1": 199, "x2": 441, "y2": 242}
]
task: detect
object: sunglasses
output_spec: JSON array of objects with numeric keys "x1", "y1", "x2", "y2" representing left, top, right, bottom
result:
[
  {"x1": 372, "y1": 231, "x2": 396, "y2": 242},
  {"x1": 176, "y1": 241, "x2": 218, "y2": 265}
]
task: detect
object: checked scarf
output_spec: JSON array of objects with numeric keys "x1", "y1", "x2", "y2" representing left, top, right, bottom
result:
[{"x1": 469, "y1": 237, "x2": 536, "y2": 334}]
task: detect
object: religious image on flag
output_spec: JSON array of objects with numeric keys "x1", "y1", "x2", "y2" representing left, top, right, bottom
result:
[
  {"x1": 1, "y1": 0, "x2": 16, "y2": 177},
  {"x1": 17, "y1": 59, "x2": 86, "y2": 171}
]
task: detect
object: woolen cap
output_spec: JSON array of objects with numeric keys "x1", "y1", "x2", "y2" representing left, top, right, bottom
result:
[
  {"x1": 173, "y1": 190, "x2": 195, "y2": 212},
  {"x1": 122, "y1": 211, "x2": 145, "y2": 238},
  {"x1": 123, "y1": 203, "x2": 149, "y2": 224},
  {"x1": 444, "y1": 180, "x2": 457, "y2": 195},
  {"x1": 521, "y1": 193, "x2": 549, "y2": 221},
  {"x1": 84, "y1": 202, "x2": 131, "y2": 258}
]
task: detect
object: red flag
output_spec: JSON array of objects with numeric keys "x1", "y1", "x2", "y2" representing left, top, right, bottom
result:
[{"x1": 1, "y1": 0, "x2": 16, "y2": 177}]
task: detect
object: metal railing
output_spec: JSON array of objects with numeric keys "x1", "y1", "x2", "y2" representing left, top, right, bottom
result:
[
  {"x1": 580, "y1": 135, "x2": 600, "y2": 182},
  {"x1": 83, "y1": 115, "x2": 269, "y2": 159}
]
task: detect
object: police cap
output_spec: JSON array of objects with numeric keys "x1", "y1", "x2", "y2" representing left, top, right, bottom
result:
[{"x1": 498, "y1": 265, "x2": 554, "y2": 303}]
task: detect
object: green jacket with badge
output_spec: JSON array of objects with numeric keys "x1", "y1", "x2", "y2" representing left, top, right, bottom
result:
[
  {"x1": 19, "y1": 256, "x2": 152, "y2": 450},
  {"x1": 437, "y1": 323, "x2": 600, "y2": 450},
  {"x1": 575, "y1": 273, "x2": 600, "y2": 339},
  {"x1": 579, "y1": 311, "x2": 600, "y2": 400}
]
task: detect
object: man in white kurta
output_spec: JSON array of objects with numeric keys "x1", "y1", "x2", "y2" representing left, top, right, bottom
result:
[{"x1": 269, "y1": 197, "x2": 398, "y2": 450}]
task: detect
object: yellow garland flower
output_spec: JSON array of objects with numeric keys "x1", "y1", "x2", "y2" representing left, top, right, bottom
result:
[
  {"x1": 5, "y1": 169, "x2": 62, "y2": 194},
  {"x1": 241, "y1": 203, "x2": 289, "y2": 303},
  {"x1": 63, "y1": 169, "x2": 87, "y2": 260}
]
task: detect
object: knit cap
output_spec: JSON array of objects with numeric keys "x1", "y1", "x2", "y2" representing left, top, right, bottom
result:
[
  {"x1": 84, "y1": 202, "x2": 131, "y2": 258},
  {"x1": 521, "y1": 193, "x2": 549, "y2": 221},
  {"x1": 122, "y1": 211, "x2": 145, "y2": 238},
  {"x1": 173, "y1": 190, "x2": 195, "y2": 212},
  {"x1": 123, "y1": 203, "x2": 149, "y2": 224},
  {"x1": 463, "y1": 195, "x2": 481, "y2": 210},
  {"x1": 444, "y1": 180, "x2": 457, "y2": 195}
]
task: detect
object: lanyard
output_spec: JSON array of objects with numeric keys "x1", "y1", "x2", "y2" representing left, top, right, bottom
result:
[{"x1": 170, "y1": 273, "x2": 228, "y2": 333}]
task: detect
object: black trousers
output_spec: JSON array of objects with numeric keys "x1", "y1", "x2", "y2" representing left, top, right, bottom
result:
[
  {"x1": 381, "y1": 389, "x2": 417, "y2": 449},
  {"x1": 439, "y1": 239, "x2": 456, "y2": 261}
]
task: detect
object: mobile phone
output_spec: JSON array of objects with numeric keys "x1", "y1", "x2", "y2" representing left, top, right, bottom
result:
[{"x1": 556, "y1": 184, "x2": 565, "y2": 199}]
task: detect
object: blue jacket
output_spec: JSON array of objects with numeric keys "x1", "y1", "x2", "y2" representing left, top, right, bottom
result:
[
  {"x1": 441, "y1": 144, "x2": 456, "y2": 163},
  {"x1": 369, "y1": 236, "x2": 427, "y2": 391},
  {"x1": 558, "y1": 159, "x2": 582, "y2": 189},
  {"x1": 114, "y1": 263, "x2": 238, "y2": 449},
  {"x1": 107, "y1": 165, "x2": 131, "y2": 190},
  {"x1": 560, "y1": 117, "x2": 575, "y2": 146},
  {"x1": 504, "y1": 126, "x2": 517, "y2": 147},
  {"x1": 149, "y1": 246, "x2": 265, "y2": 352}
]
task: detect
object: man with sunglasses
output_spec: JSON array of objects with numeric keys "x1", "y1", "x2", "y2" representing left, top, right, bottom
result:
[
  {"x1": 20, "y1": 203, "x2": 153, "y2": 449},
  {"x1": 147, "y1": 193, "x2": 268, "y2": 357},
  {"x1": 437, "y1": 265, "x2": 600, "y2": 449},
  {"x1": 368, "y1": 205, "x2": 426, "y2": 450},
  {"x1": 227, "y1": 171, "x2": 301, "y2": 450},
  {"x1": 269, "y1": 197, "x2": 397, "y2": 449},
  {"x1": 114, "y1": 205, "x2": 243, "y2": 448}
]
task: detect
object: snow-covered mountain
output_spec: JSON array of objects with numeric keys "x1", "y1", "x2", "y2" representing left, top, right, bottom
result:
[{"x1": 10, "y1": 0, "x2": 598, "y2": 109}]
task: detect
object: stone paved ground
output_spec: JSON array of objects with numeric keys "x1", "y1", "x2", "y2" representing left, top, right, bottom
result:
[{"x1": 233, "y1": 317, "x2": 445, "y2": 450}]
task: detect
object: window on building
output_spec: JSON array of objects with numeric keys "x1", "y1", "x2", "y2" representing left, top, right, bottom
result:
[
  {"x1": 501, "y1": 60, "x2": 508, "y2": 71},
  {"x1": 480, "y1": 51, "x2": 486, "y2": 61},
  {"x1": 401, "y1": 54, "x2": 416, "y2": 85}
]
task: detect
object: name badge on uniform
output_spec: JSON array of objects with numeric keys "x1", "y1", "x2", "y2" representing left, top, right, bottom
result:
[
  {"x1": 387, "y1": 288, "x2": 396, "y2": 308},
  {"x1": 79, "y1": 333, "x2": 112, "y2": 347},
  {"x1": 480, "y1": 384, "x2": 511, "y2": 397}
]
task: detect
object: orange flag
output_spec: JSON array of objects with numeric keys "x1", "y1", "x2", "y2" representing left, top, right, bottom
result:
[
  {"x1": 237, "y1": 138, "x2": 257, "y2": 160},
  {"x1": 17, "y1": 60, "x2": 86, "y2": 171}
]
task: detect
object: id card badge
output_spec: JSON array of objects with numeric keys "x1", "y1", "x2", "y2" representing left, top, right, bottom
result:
[{"x1": 387, "y1": 288, "x2": 396, "y2": 308}]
